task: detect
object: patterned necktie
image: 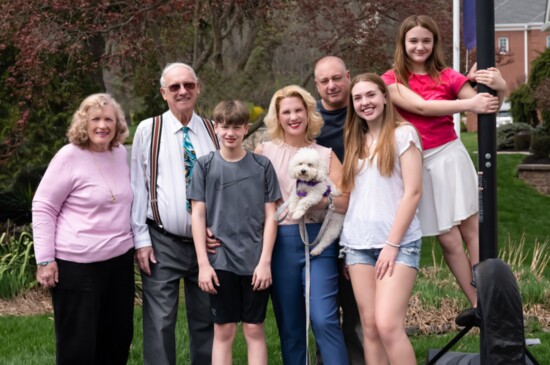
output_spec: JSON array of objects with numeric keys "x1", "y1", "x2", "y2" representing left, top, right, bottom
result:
[{"x1": 182, "y1": 126, "x2": 197, "y2": 212}]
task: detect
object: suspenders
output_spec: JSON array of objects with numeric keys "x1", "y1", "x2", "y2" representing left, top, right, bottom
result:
[
  {"x1": 201, "y1": 117, "x2": 220, "y2": 150},
  {"x1": 148, "y1": 115, "x2": 219, "y2": 227}
]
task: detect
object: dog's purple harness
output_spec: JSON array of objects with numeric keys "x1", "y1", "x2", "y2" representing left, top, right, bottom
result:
[{"x1": 295, "y1": 179, "x2": 332, "y2": 197}]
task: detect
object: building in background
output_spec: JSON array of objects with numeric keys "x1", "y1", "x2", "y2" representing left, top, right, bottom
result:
[
  {"x1": 466, "y1": 0, "x2": 549, "y2": 131},
  {"x1": 495, "y1": 0, "x2": 550, "y2": 95}
]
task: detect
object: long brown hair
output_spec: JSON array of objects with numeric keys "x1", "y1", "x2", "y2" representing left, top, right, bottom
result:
[
  {"x1": 393, "y1": 15, "x2": 446, "y2": 88},
  {"x1": 341, "y1": 73, "x2": 406, "y2": 192}
]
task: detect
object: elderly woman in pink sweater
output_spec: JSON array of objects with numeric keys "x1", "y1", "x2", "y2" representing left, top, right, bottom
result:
[{"x1": 32, "y1": 93, "x2": 135, "y2": 365}]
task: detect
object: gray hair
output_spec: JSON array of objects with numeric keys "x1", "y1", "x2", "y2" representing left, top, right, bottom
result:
[{"x1": 159, "y1": 63, "x2": 198, "y2": 87}]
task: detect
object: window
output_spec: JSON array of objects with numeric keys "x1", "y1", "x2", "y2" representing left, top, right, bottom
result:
[
  {"x1": 547, "y1": 36, "x2": 550, "y2": 48},
  {"x1": 498, "y1": 37, "x2": 509, "y2": 54}
]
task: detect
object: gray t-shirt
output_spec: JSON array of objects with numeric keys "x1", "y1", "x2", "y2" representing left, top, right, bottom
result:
[{"x1": 188, "y1": 150, "x2": 281, "y2": 275}]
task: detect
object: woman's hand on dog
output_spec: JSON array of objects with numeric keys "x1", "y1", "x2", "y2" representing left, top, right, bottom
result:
[{"x1": 375, "y1": 246, "x2": 399, "y2": 280}]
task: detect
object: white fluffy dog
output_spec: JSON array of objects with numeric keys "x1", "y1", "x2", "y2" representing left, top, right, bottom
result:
[{"x1": 287, "y1": 147, "x2": 345, "y2": 256}]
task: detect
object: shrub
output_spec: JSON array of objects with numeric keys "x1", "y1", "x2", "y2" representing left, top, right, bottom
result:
[
  {"x1": 513, "y1": 130, "x2": 532, "y2": 151},
  {"x1": 530, "y1": 134, "x2": 550, "y2": 159},
  {"x1": 508, "y1": 84, "x2": 539, "y2": 127},
  {"x1": 496, "y1": 123, "x2": 532, "y2": 150},
  {"x1": 0, "y1": 224, "x2": 36, "y2": 299},
  {"x1": 0, "y1": 166, "x2": 46, "y2": 225}
]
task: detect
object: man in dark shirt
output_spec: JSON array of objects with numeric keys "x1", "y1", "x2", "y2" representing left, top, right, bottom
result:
[{"x1": 314, "y1": 55, "x2": 365, "y2": 365}]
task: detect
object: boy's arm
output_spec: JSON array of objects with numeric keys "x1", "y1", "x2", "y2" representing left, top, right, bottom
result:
[
  {"x1": 191, "y1": 200, "x2": 219, "y2": 294},
  {"x1": 252, "y1": 201, "x2": 277, "y2": 291}
]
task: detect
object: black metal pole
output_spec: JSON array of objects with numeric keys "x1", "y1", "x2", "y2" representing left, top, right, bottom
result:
[
  {"x1": 476, "y1": 0, "x2": 498, "y2": 262},
  {"x1": 476, "y1": 1, "x2": 497, "y2": 363}
]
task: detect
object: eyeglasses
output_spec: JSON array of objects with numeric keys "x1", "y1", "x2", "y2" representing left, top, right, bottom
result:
[{"x1": 165, "y1": 82, "x2": 197, "y2": 93}]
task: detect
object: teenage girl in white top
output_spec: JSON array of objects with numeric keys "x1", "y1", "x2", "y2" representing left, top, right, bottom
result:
[{"x1": 340, "y1": 73, "x2": 423, "y2": 365}]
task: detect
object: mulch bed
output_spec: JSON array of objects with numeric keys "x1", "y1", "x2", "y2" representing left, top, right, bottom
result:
[
  {"x1": 0, "y1": 287, "x2": 53, "y2": 316},
  {"x1": 1, "y1": 289, "x2": 548, "y2": 335}
]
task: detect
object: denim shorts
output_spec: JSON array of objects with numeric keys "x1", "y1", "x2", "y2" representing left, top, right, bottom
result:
[{"x1": 344, "y1": 238, "x2": 422, "y2": 270}]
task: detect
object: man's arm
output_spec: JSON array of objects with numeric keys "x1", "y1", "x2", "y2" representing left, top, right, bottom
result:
[{"x1": 130, "y1": 121, "x2": 156, "y2": 275}]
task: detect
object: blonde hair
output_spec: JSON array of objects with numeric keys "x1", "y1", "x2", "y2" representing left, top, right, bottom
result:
[
  {"x1": 342, "y1": 73, "x2": 407, "y2": 192},
  {"x1": 393, "y1": 15, "x2": 446, "y2": 88},
  {"x1": 263, "y1": 85, "x2": 323, "y2": 143},
  {"x1": 67, "y1": 93, "x2": 129, "y2": 149}
]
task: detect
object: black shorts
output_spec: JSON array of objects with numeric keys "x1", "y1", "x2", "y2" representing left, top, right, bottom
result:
[{"x1": 210, "y1": 270, "x2": 270, "y2": 324}]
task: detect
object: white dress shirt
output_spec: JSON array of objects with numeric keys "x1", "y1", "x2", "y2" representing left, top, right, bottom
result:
[{"x1": 131, "y1": 110, "x2": 217, "y2": 249}]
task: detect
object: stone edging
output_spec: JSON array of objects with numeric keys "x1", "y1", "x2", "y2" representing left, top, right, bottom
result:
[{"x1": 517, "y1": 164, "x2": 550, "y2": 195}]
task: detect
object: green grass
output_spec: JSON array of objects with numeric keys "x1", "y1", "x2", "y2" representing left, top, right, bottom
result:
[
  {"x1": 1, "y1": 305, "x2": 548, "y2": 364},
  {"x1": 459, "y1": 132, "x2": 550, "y2": 277},
  {"x1": 0, "y1": 304, "x2": 285, "y2": 365}
]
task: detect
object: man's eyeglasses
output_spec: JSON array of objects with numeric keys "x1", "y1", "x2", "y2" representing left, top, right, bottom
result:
[{"x1": 165, "y1": 82, "x2": 197, "y2": 93}]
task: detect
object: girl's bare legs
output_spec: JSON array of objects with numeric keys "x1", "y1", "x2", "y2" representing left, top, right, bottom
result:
[
  {"x1": 437, "y1": 224, "x2": 477, "y2": 306},
  {"x1": 349, "y1": 264, "x2": 390, "y2": 365},
  {"x1": 349, "y1": 263, "x2": 417, "y2": 365},
  {"x1": 457, "y1": 213, "x2": 480, "y2": 266},
  {"x1": 242, "y1": 322, "x2": 268, "y2": 365},
  {"x1": 375, "y1": 264, "x2": 417, "y2": 365}
]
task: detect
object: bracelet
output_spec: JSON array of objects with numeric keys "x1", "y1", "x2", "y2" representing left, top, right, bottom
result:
[
  {"x1": 385, "y1": 240, "x2": 400, "y2": 248},
  {"x1": 38, "y1": 260, "x2": 55, "y2": 266}
]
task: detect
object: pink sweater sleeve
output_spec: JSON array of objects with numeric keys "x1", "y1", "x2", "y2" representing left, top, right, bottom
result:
[{"x1": 32, "y1": 146, "x2": 74, "y2": 263}]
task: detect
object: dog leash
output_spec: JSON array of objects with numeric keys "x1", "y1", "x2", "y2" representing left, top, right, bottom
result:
[
  {"x1": 299, "y1": 195, "x2": 334, "y2": 365},
  {"x1": 275, "y1": 197, "x2": 335, "y2": 365}
]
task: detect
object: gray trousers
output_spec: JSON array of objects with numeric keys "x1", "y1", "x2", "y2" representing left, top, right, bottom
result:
[{"x1": 142, "y1": 228, "x2": 213, "y2": 365}]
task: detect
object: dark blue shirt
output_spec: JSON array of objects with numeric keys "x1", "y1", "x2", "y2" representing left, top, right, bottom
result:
[{"x1": 316, "y1": 99, "x2": 347, "y2": 162}]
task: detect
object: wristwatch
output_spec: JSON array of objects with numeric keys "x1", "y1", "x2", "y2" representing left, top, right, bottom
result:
[{"x1": 38, "y1": 260, "x2": 54, "y2": 266}]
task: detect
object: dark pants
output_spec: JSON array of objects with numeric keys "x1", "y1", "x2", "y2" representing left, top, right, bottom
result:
[
  {"x1": 315, "y1": 262, "x2": 365, "y2": 365},
  {"x1": 51, "y1": 249, "x2": 135, "y2": 365},
  {"x1": 142, "y1": 227, "x2": 213, "y2": 365},
  {"x1": 338, "y1": 259, "x2": 365, "y2": 365}
]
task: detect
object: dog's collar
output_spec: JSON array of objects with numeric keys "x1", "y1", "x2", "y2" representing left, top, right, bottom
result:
[{"x1": 296, "y1": 179, "x2": 331, "y2": 197}]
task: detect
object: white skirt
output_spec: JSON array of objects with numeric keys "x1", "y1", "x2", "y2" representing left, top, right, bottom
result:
[{"x1": 419, "y1": 139, "x2": 478, "y2": 236}]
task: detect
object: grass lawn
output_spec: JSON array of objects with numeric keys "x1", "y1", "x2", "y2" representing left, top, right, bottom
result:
[
  {"x1": 1, "y1": 132, "x2": 548, "y2": 364},
  {"x1": 1, "y1": 305, "x2": 549, "y2": 364},
  {"x1": 458, "y1": 132, "x2": 550, "y2": 278}
]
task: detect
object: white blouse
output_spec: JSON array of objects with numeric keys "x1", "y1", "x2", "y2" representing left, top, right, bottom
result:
[{"x1": 340, "y1": 124, "x2": 423, "y2": 249}]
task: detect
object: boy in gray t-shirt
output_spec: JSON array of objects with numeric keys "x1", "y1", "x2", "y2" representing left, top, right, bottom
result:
[{"x1": 188, "y1": 100, "x2": 281, "y2": 364}]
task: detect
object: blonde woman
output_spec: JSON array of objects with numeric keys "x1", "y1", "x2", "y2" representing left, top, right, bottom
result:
[{"x1": 255, "y1": 85, "x2": 349, "y2": 365}]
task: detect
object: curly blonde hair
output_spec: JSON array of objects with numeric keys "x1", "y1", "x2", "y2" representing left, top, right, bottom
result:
[
  {"x1": 263, "y1": 85, "x2": 323, "y2": 143},
  {"x1": 67, "y1": 93, "x2": 129, "y2": 149}
]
